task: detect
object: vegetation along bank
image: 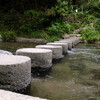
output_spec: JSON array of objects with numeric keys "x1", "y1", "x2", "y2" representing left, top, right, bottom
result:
[{"x1": 0, "y1": 0, "x2": 100, "y2": 43}]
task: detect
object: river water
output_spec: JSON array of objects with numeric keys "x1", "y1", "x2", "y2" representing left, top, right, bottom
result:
[{"x1": 0, "y1": 42, "x2": 100, "y2": 100}]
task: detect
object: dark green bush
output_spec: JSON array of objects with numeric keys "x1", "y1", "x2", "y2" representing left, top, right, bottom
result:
[
  {"x1": 62, "y1": 22, "x2": 71, "y2": 33},
  {"x1": 95, "y1": 18, "x2": 100, "y2": 31},
  {"x1": 46, "y1": 0, "x2": 69, "y2": 20},
  {"x1": 18, "y1": 10, "x2": 45, "y2": 35},
  {"x1": 1, "y1": 31, "x2": 16, "y2": 42},
  {"x1": 47, "y1": 22, "x2": 71, "y2": 36},
  {"x1": 79, "y1": 27, "x2": 100, "y2": 43},
  {"x1": 31, "y1": 30, "x2": 49, "y2": 39},
  {"x1": 46, "y1": 36, "x2": 60, "y2": 42},
  {"x1": 30, "y1": 30, "x2": 60, "y2": 42},
  {"x1": 84, "y1": 0, "x2": 100, "y2": 17}
]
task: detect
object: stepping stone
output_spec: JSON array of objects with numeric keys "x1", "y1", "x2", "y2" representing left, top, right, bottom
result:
[
  {"x1": 0, "y1": 55, "x2": 31, "y2": 91},
  {"x1": 16, "y1": 48, "x2": 52, "y2": 76},
  {"x1": 54, "y1": 40, "x2": 72, "y2": 50},
  {"x1": 0, "y1": 89, "x2": 47, "y2": 100},
  {"x1": 47, "y1": 42, "x2": 68, "y2": 54},
  {"x1": 69, "y1": 37, "x2": 80, "y2": 46},
  {"x1": 61, "y1": 39, "x2": 76, "y2": 47},
  {"x1": 36, "y1": 45, "x2": 63, "y2": 60}
]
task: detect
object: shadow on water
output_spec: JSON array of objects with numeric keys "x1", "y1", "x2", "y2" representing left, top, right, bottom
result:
[{"x1": 0, "y1": 42, "x2": 100, "y2": 100}]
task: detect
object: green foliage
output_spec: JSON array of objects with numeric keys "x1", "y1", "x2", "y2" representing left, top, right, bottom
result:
[
  {"x1": 0, "y1": 9, "x2": 19, "y2": 30},
  {"x1": 1, "y1": 31, "x2": 16, "y2": 42},
  {"x1": 84, "y1": 0, "x2": 100, "y2": 17},
  {"x1": 18, "y1": 10, "x2": 46, "y2": 35},
  {"x1": 47, "y1": 0, "x2": 69, "y2": 20},
  {"x1": 95, "y1": 18, "x2": 100, "y2": 31},
  {"x1": 62, "y1": 22, "x2": 71, "y2": 33},
  {"x1": 30, "y1": 30, "x2": 49, "y2": 39},
  {"x1": 47, "y1": 22, "x2": 71, "y2": 36},
  {"x1": 46, "y1": 36, "x2": 60, "y2": 42},
  {"x1": 79, "y1": 27, "x2": 100, "y2": 43},
  {"x1": 54, "y1": 0, "x2": 68, "y2": 17},
  {"x1": 71, "y1": 23, "x2": 80, "y2": 30},
  {"x1": 47, "y1": 24, "x2": 60, "y2": 36},
  {"x1": 83, "y1": 14, "x2": 96, "y2": 24},
  {"x1": 0, "y1": 0, "x2": 100, "y2": 43},
  {"x1": 29, "y1": 30, "x2": 60, "y2": 42}
]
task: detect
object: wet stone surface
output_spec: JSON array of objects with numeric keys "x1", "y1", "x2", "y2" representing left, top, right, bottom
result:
[
  {"x1": 0, "y1": 50, "x2": 13, "y2": 55},
  {"x1": 0, "y1": 55, "x2": 31, "y2": 92}
]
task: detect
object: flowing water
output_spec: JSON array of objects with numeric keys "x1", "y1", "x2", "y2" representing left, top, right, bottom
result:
[
  {"x1": 0, "y1": 42, "x2": 100, "y2": 100},
  {"x1": 30, "y1": 44, "x2": 100, "y2": 100}
]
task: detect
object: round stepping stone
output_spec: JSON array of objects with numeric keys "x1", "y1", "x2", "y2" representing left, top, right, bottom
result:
[
  {"x1": 70, "y1": 37, "x2": 80, "y2": 44},
  {"x1": 16, "y1": 48, "x2": 52, "y2": 76},
  {"x1": 47, "y1": 42, "x2": 68, "y2": 54},
  {"x1": 0, "y1": 89, "x2": 47, "y2": 100},
  {"x1": 36, "y1": 45, "x2": 63, "y2": 59},
  {"x1": 62, "y1": 39, "x2": 76, "y2": 47},
  {"x1": 0, "y1": 55, "x2": 31, "y2": 91},
  {"x1": 54, "y1": 40, "x2": 72, "y2": 50}
]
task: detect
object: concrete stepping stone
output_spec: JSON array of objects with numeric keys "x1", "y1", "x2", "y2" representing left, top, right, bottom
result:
[
  {"x1": 0, "y1": 89, "x2": 47, "y2": 100},
  {"x1": 54, "y1": 40, "x2": 72, "y2": 50},
  {"x1": 35, "y1": 45, "x2": 63, "y2": 60},
  {"x1": 61, "y1": 39, "x2": 77, "y2": 47},
  {"x1": 0, "y1": 55, "x2": 31, "y2": 91},
  {"x1": 16, "y1": 48, "x2": 52, "y2": 76},
  {"x1": 69, "y1": 37, "x2": 80, "y2": 45},
  {"x1": 47, "y1": 42, "x2": 68, "y2": 54}
]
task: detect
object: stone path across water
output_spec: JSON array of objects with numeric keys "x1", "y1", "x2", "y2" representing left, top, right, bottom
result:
[{"x1": 0, "y1": 36, "x2": 82, "y2": 100}]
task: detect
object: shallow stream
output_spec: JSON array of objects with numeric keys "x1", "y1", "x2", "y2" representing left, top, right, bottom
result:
[{"x1": 0, "y1": 42, "x2": 100, "y2": 100}]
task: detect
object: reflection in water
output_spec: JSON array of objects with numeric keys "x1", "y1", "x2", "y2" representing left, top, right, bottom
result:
[
  {"x1": 0, "y1": 42, "x2": 37, "y2": 54},
  {"x1": 30, "y1": 44, "x2": 100, "y2": 100}
]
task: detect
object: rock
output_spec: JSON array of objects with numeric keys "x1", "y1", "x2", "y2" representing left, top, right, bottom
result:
[
  {"x1": 54, "y1": 40, "x2": 72, "y2": 50},
  {"x1": 64, "y1": 37, "x2": 80, "y2": 47},
  {"x1": 16, "y1": 48, "x2": 52, "y2": 68},
  {"x1": 0, "y1": 50, "x2": 13, "y2": 55},
  {"x1": 36, "y1": 45, "x2": 63, "y2": 59},
  {"x1": 0, "y1": 55, "x2": 31, "y2": 91},
  {"x1": 70, "y1": 34, "x2": 81, "y2": 37},
  {"x1": 62, "y1": 34, "x2": 70, "y2": 39},
  {"x1": 69, "y1": 37, "x2": 81, "y2": 45},
  {"x1": 16, "y1": 37, "x2": 46, "y2": 44},
  {"x1": 16, "y1": 48, "x2": 52, "y2": 76},
  {"x1": 0, "y1": 89, "x2": 47, "y2": 100},
  {"x1": 47, "y1": 42, "x2": 68, "y2": 54}
]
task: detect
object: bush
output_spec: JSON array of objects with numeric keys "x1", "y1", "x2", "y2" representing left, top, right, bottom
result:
[
  {"x1": 31, "y1": 30, "x2": 49, "y2": 39},
  {"x1": 61, "y1": 22, "x2": 71, "y2": 33},
  {"x1": 95, "y1": 18, "x2": 100, "y2": 31},
  {"x1": 1, "y1": 31, "x2": 16, "y2": 42},
  {"x1": 84, "y1": 0, "x2": 100, "y2": 17},
  {"x1": 47, "y1": 24, "x2": 60, "y2": 36},
  {"x1": 46, "y1": 36, "x2": 60, "y2": 42},
  {"x1": 47, "y1": 22, "x2": 71, "y2": 36},
  {"x1": 46, "y1": 0, "x2": 69, "y2": 20},
  {"x1": 30, "y1": 30, "x2": 60, "y2": 42},
  {"x1": 79, "y1": 27, "x2": 100, "y2": 43}
]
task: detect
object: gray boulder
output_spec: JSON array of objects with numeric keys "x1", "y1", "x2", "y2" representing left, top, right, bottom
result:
[{"x1": 0, "y1": 50, "x2": 13, "y2": 55}]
